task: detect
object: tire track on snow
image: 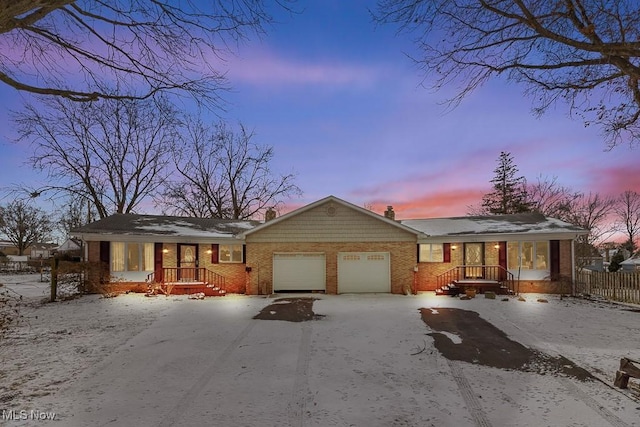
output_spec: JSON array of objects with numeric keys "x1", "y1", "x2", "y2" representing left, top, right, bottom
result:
[{"x1": 157, "y1": 320, "x2": 257, "y2": 427}]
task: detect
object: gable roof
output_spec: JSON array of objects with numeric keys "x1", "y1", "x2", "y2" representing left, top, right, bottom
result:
[
  {"x1": 242, "y1": 195, "x2": 421, "y2": 237},
  {"x1": 401, "y1": 212, "x2": 587, "y2": 241},
  {"x1": 56, "y1": 238, "x2": 82, "y2": 251},
  {"x1": 72, "y1": 214, "x2": 259, "y2": 240}
]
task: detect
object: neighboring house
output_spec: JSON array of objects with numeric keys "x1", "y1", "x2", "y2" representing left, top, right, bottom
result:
[
  {"x1": 56, "y1": 238, "x2": 83, "y2": 253},
  {"x1": 3, "y1": 255, "x2": 29, "y2": 270},
  {"x1": 73, "y1": 195, "x2": 587, "y2": 295},
  {"x1": 620, "y1": 253, "x2": 640, "y2": 272},
  {"x1": 0, "y1": 240, "x2": 18, "y2": 256},
  {"x1": 580, "y1": 257, "x2": 605, "y2": 272},
  {"x1": 30, "y1": 243, "x2": 58, "y2": 260}
]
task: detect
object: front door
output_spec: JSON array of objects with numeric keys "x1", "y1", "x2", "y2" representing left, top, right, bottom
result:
[
  {"x1": 464, "y1": 243, "x2": 484, "y2": 278},
  {"x1": 178, "y1": 244, "x2": 198, "y2": 281}
]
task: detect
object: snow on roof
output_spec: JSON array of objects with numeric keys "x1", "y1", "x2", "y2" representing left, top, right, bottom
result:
[
  {"x1": 72, "y1": 214, "x2": 260, "y2": 239},
  {"x1": 72, "y1": 207, "x2": 587, "y2": 242},
  {"x1": 401, "y1": 212, "x2": 586, "y2": 237},
  {"x1": 621, "y1": 253, "x2": 640, "y2": 265}
]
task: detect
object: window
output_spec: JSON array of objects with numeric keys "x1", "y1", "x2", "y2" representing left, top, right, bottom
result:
[
  {"x1": 219, "y1": 244, "x2": 243, "y2": 263},
  {"x1": 127, "y1": 243, "x2": 140, "y2": 271},
  {"x1": 507, "y1": 241, "x2": 550, "y2": 270},
  {"x1": 112, "y1": 242, "x2": 125, "y2": 272},
  {"x1": 535, "y1": 242, "x2": 549, "y2": 269},
  {"x1": 111, "y1": 242, "x2": 154, "y2": 272},
  {"x1": 419, "y1": 244, "x2": 444, "y2": 262},
  {"x1": 143, "y1": 243, "x2": 154, "y2": 271}
]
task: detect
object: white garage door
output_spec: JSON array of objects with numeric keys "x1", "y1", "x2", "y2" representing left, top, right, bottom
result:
[
  {"x1": 273, "y1": 253, "x2": 326, "y2": 292},
  {"x1": 338, "y1": 252, "x2": 390, "y2": 293}
]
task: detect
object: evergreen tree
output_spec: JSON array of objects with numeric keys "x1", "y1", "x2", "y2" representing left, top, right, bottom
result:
[
  {"x1": 481, "y1": 152, "x2": 532, "y2": 215},
  {"x1": 609, "y1": 250, "x2": 625, "y2": 272}
]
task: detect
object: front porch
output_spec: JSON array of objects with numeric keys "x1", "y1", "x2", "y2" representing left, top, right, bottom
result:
[
  {"x1": 435, "y1": 265, "x2": 516, "y2": 296},
  {"x1": 146, "y1": 267, "x2": 227, "y2": 297}
]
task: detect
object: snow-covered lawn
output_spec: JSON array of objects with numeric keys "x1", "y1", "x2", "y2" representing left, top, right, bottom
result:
[{"x1": 1, "y1": 273, "x2": 639, "y2": 426}]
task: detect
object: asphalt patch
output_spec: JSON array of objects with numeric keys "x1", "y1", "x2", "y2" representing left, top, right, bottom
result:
[
  {"x1": 420, "y1": 307, "x2": 595, "y2": 381},
  {"x1": 254, "y1": 297, "x2": 325, "y2": 322}
]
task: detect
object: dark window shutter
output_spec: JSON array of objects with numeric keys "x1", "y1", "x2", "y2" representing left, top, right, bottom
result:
[
  {"x1": 242, "y1": 245, "x2": 246, "y2": 264},
  {"x1": 416, "y1": 245, "x2": 421, "y2": 262},
  {"x1": 550, "y1": 240, "x2": 560, "y2": 280},
  {"x1": 498, "y1": 242, "x2": 507, "y2": 280},
  {"x1": 443, "y1": 243, "x2": 451, "y2": 263},
  {"x1": 498, "y1": 242, "x2": 507, "y2": 269},
  {"x1": 211, "y1": 244, "x2": 219, "y2": 264},
  {"x1": 154, "y1": 243, "x2": 164, "y2": 282},
  {"x1": 99, "y1": 241, "x2": 110, "y2": 264},
  {"x1": 99, "y1": 241, "x2": 111, "y2": 282}
]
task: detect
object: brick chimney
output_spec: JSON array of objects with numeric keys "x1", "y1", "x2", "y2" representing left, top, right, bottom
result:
[
  {"x1": 265, "y1": 207, "x2": 276, "y2": 222},
  {"x1": 384, "y1": 206, "x2": 395, "y2": 221}
]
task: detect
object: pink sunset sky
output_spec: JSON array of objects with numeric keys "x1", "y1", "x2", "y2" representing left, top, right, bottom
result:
[{"x1": 1, "y1": 0, "x2": 639, "y2": 227}]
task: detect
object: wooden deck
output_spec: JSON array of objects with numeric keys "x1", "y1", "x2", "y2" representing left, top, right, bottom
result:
[
  {"x1": 435, "y1": 265, "x2": 516, "y2": 296},
  {"x1": 147, "y1": 281, "x2": 227, "y2": 297},
  {"x1": 146, "y1": 267, "x2": 228, "y2": 297},
  {"x1": 436, "y1": 279, "x2": 510, "y2": 296}
]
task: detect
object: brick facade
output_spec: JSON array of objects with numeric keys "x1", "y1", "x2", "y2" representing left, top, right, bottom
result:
[
  {"x1": 85, "y1": 241, "x2": 247, "y2": 294},
  {"x1": 415, "y1": 240, "x2": 575, "y2": 294},
  {"x1": 246, "y1": 241, "x2": 415, "y2": 295}
]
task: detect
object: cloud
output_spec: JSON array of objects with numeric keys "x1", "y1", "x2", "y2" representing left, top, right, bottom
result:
[
  {"x1": 367, "y1": 188, "x2": 486, "y2": 219},
  {"x1": 590, "y1": 163, "x2": 640, "y2": 197},
  {"x1": 346, "y1": 166, "x2": 490, "y2": 219},
  {"x1": 226, "y1": 50, "x2": 385, "y2": 88}
]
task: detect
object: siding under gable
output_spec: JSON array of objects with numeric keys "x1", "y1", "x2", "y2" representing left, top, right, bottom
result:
[{"x1": 247, "y1": 202, "x2": 416, "y2": 243}]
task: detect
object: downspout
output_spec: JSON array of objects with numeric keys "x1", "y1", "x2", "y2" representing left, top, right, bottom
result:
[
  {"x1": 571, "y1": 236, "x2": 576, "y2": 296},
  {"x1": 80, "y1": 234, "x2": 88, "y2": 262}
]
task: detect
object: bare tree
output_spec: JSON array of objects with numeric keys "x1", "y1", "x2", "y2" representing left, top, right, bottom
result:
[
  {"x1": 58, "y1": 197, "x2": 97, "y2": 238},
  {"x1": 563, "y1": 192, "x2": 616, "y2": 266},
  {"x1": 0, "y1": 200, "x2": 52, "y2": 255},
  {"x1": 375, "y1": 1, "x2": 640, "y2": 147},
  {"x1": 527, "y1": 175, "x2": 582, "y2": 219},
  {"x1": 158, "y1": 120, "x2": 301, "y2": 219},
  {"x1": 615, "y1": 190, "x2": 640, "y2": 253},
  {"x1": 0, "y1": 1, "x2": 289, "y2": 104},
  {"x1": 14, "y1": 96, "x2": 178, "y2": 218}
]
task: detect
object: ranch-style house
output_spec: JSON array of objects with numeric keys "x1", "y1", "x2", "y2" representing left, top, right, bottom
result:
[{"x1": 73, "y1": 195, "x2": 587, "y2": 296}]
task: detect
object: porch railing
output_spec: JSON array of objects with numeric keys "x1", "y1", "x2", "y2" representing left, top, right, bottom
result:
[
  {"x1": 437, "y1": 265, "x2": 515, "y2": 294},
  {"x1": 147, "y1": 267, "x2": 226, "y2": 289}
]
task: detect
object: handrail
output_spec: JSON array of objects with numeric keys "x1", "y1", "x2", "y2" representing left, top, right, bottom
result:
[
  {"x1": 147, "y1": 267, "x2": 226, "y2": 289},
  {"x1": 436, "y1": 265, "x2": 515, "y2": 294}
]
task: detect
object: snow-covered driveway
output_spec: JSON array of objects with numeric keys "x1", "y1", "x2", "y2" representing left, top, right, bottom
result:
[{"x1": 1, "y1": 283, "x2": 639, "y2": 426}]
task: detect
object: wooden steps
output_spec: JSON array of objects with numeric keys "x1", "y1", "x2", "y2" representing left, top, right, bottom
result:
[
  {"x1": 435, "y1": 279, "x2": 510, "y2": 296},
  {"x1": 147, "y1": 281, "x2": 227, "y2": 297}
]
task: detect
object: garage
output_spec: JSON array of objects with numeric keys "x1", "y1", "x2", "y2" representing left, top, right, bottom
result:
[
  {"x1": 273, "y1": 253, "x2": 326, "y2": 292},
  {"x1": 338, "y1": 252, "x2": 390, "y2": 293}
]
